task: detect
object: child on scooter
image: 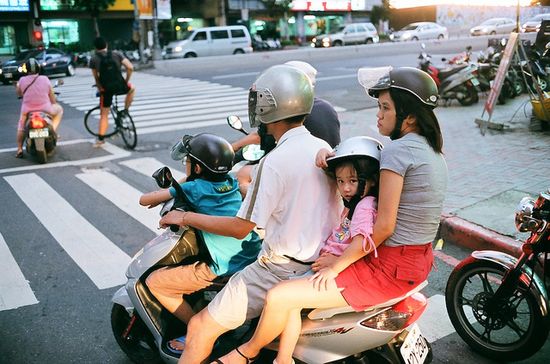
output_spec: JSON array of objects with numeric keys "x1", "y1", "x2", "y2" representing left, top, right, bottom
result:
[
  {"x1": 139, "y1": 133, "x2": 262, "y2": 355},
  {"x1": 275, "y1": 136, "x2": 381, "y2": 364}
]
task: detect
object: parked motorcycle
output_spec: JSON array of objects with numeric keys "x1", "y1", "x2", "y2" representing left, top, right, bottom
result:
[
  {"x1": 446, "y1": 189, "x2": 550, "y2": 361},
  {"x1": 418, "y1": 44, "x2": 480, "y2": 106},
  {"x1": 111, "y1": 144, "x2": 434, "y2": 364}
]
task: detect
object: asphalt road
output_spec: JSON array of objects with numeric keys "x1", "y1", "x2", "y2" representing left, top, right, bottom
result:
[{"x1": 0, "y1": 36, "x2": 548, "y2": 363}]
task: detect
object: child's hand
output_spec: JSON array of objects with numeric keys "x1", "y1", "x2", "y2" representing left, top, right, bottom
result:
[
  {"x1": 315, "y1": 148, "x2": 334, "y2": 169},
  {"x1": 159, "y1": 210, "x2": 187, "y2": 228},
  {"x1": 312, "y1": 252, "x2": 338, "y2": 272},
  {"x1": 309, "y1": 267, "x2": 338, "y2": 291}
]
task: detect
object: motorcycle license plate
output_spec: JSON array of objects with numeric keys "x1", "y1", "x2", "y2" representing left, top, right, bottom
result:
[
  {"x1": 400, "y1": 324, "x2": 429, "y2": 364},
  {"x1": 29, "y1": 128, "x2": 49, "y2": 138},
  {"x1": 471, "y1": 78, "x2": 480, "y2": 86}
]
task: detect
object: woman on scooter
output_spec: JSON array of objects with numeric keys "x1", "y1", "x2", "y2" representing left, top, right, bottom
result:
[
  {"x1": 15, "y1": 58, "x2": 63, "y2": 158},
  {"x1": 215, "y1": 67, "x2": 448, "y2": 364},
  {"x1": 139, "y1": 133, "x2": 262, "y2": 355}
]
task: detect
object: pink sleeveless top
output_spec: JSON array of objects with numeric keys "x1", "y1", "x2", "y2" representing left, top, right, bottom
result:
[{"x1": 18, "y1": 75, "x2": 54, "y2": 114}]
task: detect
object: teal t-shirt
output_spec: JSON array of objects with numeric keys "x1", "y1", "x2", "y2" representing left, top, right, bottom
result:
[{"x1": 169, "y1": 177, "x2": 261, "y2": 276}]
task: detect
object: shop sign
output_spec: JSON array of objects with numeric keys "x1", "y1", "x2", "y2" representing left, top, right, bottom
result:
[
  {"x1": 0, "y1": 0, "x2": 30, "y2": 11},
  {"x1": 291, "y1": 0, "x2": 372, "y2": 11}
]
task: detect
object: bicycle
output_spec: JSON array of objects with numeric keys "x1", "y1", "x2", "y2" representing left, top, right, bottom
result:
[{"x1": 84, "y1": 90, "x2": 137, "y2": 149}]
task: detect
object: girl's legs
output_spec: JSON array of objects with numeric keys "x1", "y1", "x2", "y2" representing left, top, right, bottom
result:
[
  {"x1": 215, "y1": 276, "x2": 347, "y2": 364},
  {"x1": 16, "y1": 113, "x2": 26, "y2": 156},
  {"x1": 274, "y1": 308, "x2": 301, "y2": 364},
  {"x1": 50, "y1": 104, "x2": 63, "y2": 132}
]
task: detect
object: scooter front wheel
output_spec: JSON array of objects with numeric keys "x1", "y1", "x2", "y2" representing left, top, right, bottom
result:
[
  {"x1": 445, "y1": 257, "x2": 549, "y2": 361},
  {"x1": 457, "y1": 84, "x2": 479, "y2": 106},
  {"x1": 111, "y1": 303, "x2": 162, "y2": 364}
]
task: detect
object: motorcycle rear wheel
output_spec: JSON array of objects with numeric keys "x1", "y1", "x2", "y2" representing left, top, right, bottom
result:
[
  {"x1": 111, "y1": 303, "x2": 162, "y2": 364},
  {"x1": 457, "y1": 84, "x2": 478, "y2": 106},
  {"x1": 445, "y1": 257, "x2": 549, "y2": 361}
]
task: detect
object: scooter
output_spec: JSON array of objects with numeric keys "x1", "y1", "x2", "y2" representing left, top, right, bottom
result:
[
  {"x1": 419, "y1": 43, "x2": 480, "y2": 106},
  {"x1": 20, "y1": 79, "x2": 62, "y2": 164},
  {"x1": 111, "y1": 152, "x2": 434, "y2": 364},
  {"x1": 446, "y1": 189, "x2": 550, "y2": 361}
]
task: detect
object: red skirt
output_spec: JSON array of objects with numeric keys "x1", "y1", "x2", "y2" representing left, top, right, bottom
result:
[{"x1": 335, "y1": 243, "x2": 433, "y2": 311}]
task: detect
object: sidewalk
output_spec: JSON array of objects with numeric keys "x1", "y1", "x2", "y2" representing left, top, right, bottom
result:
[{"x1": 338, "y1": 94, "x2": 550, "y2": 256}]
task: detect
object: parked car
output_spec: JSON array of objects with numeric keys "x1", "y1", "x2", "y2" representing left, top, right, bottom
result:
[
  {"x1": 390, "y1": 22, "x2": 448, "y2": 42},
  {"x1": 310, "y1": 22, "x2": 379, "y2": 48},
  {"x1": 0, "y1": 48, "x2": 75, "y2": 85},
  {"x1": 522, "y1": 13, "x2": 550, "y2": 33},
  {"x1": 163, "y1": 25, "x2": 253, "y2": 59},
  {"x1": 470, "y1": 17, "x2": 516, "y2": 36}
]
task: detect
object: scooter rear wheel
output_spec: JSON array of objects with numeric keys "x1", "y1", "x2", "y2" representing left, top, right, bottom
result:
[
  {"x1": 457, "y1": 84, "x2": 479, "y2": 106},
  {"x1": 111, "y1": 303, "x2": 162, "y2": 364},
  {"x1": 445, "y1": 257, "x2": 549, "y2": 361}
]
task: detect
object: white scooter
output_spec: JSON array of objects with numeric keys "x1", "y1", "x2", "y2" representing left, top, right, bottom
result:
[{"x1": 111, "y1": 159, "x2": 433, "y2": 364}]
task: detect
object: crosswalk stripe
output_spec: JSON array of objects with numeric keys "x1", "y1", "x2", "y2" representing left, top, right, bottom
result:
[
  {"x1": 75, "y1": 169, "x2": 162, "y2": 235},
  {"x1": 0, "y1": 232, "x2": 39, "y2": 311},
  {"x1": 4, "y1": 173, "x2": 131, "y2": 289},
  {"x1": 120, "y1": 157, "x2": 187, "y2": 181}
]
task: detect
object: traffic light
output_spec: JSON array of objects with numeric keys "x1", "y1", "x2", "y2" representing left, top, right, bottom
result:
[{"x1": 31, "y1": 19, "x2": 43, "y2": 46}]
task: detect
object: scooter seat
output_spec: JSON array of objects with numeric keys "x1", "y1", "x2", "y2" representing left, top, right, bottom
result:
[
  {"x1": 307, "y1": 280, "x2": 428, "y2": 320},
  {"x1": 438, "y1": 65, "x2": 468, "y2": 80}
]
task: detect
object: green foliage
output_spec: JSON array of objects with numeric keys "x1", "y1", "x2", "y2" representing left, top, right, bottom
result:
[
  {"x1": 370, "y1": 0, "x2": 390, "y2": 30},
  {"x1": 260, "y1": 0, "x2": 292, "y2": 15}
]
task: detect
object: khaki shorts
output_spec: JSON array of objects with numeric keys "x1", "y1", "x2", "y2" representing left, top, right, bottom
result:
[
  {"x1": 207, "y1": 254, "x2": 313, "y2": 330},
  {"x1": 146, "y1": 262, "x2": 217, "y2": 299}
]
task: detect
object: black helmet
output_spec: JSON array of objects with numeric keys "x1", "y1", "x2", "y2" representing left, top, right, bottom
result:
[
  {"x1": 360, "y1": 67, "x2": 439, "y2": 108},
  {"x1": 171, "y1": 133, "x2": 234, "y2": 175},
  {"x1": 24, "y1": 58, "x2": 41, "y2": 75}
]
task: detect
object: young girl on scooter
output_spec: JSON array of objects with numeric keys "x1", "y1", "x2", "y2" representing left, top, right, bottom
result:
[{"x1": 139, "y1": 133, "x2": 261, "y2": 355}]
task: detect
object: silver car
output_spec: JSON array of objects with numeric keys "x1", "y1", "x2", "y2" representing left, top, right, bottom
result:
[
  {"x1": 311, "y1": 22, "x2": 379, "y2": 48},
  {"x1": 522, "y1": 13, "x2": 550, "y2": 33},
  {"x1": 470, "y1": 18, "x2": 516, "y2": 36},
  {"x1": 390, "y1": 22, "x2": 448, "y2": 42}
]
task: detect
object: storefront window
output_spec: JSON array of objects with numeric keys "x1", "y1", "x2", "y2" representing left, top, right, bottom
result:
[
  {"x1": 0, "y1": 25, "x2": 16, "y2": 55},
  {"x1": 42, "y1": 20, "x2": 79, "y2": 46},
  {"x1": 40, "y1": 0, "x2": 75, "y2": 11}
]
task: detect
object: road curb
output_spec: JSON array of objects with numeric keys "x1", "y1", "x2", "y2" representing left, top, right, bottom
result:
[{"x1": 439, "y1": 214, "x2": 522, "y2": 257}]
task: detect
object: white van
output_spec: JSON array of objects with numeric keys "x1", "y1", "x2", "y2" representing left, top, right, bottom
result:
[{"x1": 163, "y1": 25, "x2": 253, "y2": 59}]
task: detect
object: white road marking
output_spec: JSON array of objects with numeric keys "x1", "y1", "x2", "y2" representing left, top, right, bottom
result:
[
  {"x1": 120, "y1": 157, "x2": 187, "y2": 181},
  {"x1": 417, "y1": 294, "x2": 456, "y2": 342},
  {"x1": 75, "y1": 169, "x2": 162, "y2": 234},
  {"x1": 4, "y1": 173, "x2": 131, "y2": 289},
  {"x1": 0, "y1": 232, "x2": 39, "y2": 311},
  {"x1": 212, "y1": 72, "x2": 260, "y2": 80},
  {"x1": 0, "y1": 140, "x2": 131, "y2": 174}
]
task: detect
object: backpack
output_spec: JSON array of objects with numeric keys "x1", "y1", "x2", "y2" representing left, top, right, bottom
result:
[{"x1": 98, "y1": 50, "x2": 127, "y2": 94}]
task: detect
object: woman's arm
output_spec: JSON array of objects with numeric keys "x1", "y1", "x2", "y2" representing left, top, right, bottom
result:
[
  {"x1": 139, "y1": 189, "x2": 172, "y2": 208},
  {"x1": 232, "y1": 132, "x2": 260, "y2": 152},
  {"x1": 49, "y1": 86, "x2": 57, "y2": 104},
  {"x1": 159, "y1": 211, "x2": 255, "y2": 239},
  {"x1": 15, "y1": 82, "x2": 23, "y2": 97}
]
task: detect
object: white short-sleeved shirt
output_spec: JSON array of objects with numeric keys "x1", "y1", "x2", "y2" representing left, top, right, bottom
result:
[{"x1": 238, "y1": 126, "x2": 341, "y2": 262}]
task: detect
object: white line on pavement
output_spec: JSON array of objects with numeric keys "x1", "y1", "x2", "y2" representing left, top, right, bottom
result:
[
  {"x1": 75, "y1": 169, "x2": 162, "y2": 235},
  {"x1": 120, "y1": 157, "x2": 186, "y2": 181},
  {"x1": 4, "y1": 173, "x2": 131, "y2": 289},
  {"x1": 212, "y1": 72, "x2": 260, "y2": 80},
  {"x1": 0, "y1": 232, "x2": 39, "y2": 311}
]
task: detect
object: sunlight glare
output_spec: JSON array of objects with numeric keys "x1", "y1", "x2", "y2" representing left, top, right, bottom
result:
[{"x1": 390, "y1": 0, "x2": 532, "y2": 8}]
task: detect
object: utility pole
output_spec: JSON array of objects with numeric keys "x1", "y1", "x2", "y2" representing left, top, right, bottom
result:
[
  {"x1": 516, "y1": 0, "x2": 520, "y2": 32},
  {"x1": 152, "y1": 0, "x2": 162, "y2": 60}
]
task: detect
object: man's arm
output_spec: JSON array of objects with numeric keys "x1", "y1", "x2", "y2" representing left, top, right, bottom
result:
[
  {"x1": 160, "y1": 211, "x2": 255, "y2": 240},
  {"x1": 121, "y1": 58, "x2": 133, "y2": 83},
  {"x1": 91, "y1": 68, "x2": 101, "y2": 89}
]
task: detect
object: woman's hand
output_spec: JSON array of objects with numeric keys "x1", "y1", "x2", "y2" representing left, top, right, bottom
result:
[
  {"x1": 309, "y1": 267, "x2": 338, "y2": 291},
  {"x1": 315, "y1": 148, "x2": 334, "y2": 169},
  {"x1": 159, "y1": 210, "x2": 187, "y2": 228},
  {"x1": 312, "y1": 252, "x2": 338, "y2": 272}
]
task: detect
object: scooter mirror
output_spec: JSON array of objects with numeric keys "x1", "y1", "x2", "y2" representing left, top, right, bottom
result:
[
  {"x1": 227, "y1": 115, "x2": 248, "y2": 135},
  {"x1": 152, "y1": 166, "x2": 174, "y2": 189},
  {"x1": 421, "y1": 43, "x2": 426, "y2": 49},
  {"x1": 242, "y1": 144, "x2": 265, "y2": 162}
]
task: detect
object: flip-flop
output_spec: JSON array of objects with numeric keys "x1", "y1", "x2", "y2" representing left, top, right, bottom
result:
[
  {"x1": 166, "y1": 335, "x2": 186, "y2": 356},
  {"x1": 212, "y1": 347, "x2": 258, "y2": 364},
  {"x1": 15, "y1": 151, "x2": 23, "y2": 158}
]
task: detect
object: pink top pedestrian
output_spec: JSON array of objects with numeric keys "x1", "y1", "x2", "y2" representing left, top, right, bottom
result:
[
  {"x1": 321, "y1": 196, "x2": 378, "y2": 257},
  {"x1": 18, "y1": 75, "x2": 54, "y2": 114}
]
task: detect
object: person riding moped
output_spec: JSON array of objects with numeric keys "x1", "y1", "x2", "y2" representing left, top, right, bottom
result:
[
  {"x1": 158, "y1": 64, "x2": 341, "y2": 363},
  {"x1": 15, "y1": 58, "x2": 64, "y2": 158}
]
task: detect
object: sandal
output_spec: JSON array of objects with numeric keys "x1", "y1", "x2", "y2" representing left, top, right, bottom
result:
[
  {"x1": 15, "y1": 150, "x2": 23, "y2": 158},
  {"x1": 166, "y1": 335, "x2": 186, "y2": 356},
  {"x1": 212, "y1": 347, "x2": 259, "y2": 364}
]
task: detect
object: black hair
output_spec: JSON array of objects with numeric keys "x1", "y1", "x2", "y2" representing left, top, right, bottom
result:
[
  {"x1": 94, "y1": 37, "x2": 107, "y2": 50},
  {"x1": 284, "y1": 114, "x2": 307, "y2": 124},
  {"x1": 187, "y1": 156, "x2": 228, "y2": 182},
  {"x1": 389, "y1": 88, "x2": 443, "y2": 153},
  {"x1": 327, "y1": 156, "x2": 380, "y2": 219}
]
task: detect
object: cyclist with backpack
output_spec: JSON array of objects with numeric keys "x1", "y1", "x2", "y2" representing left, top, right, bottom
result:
[{"x1": 89, "y1": 37, "x2": 135, "y2": 147}]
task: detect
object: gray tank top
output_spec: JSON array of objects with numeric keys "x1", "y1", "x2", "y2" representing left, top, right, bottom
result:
[{"x1": 380, "y1": 133, "x2": 448, "y2": 247}]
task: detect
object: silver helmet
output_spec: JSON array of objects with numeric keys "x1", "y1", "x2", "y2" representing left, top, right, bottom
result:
[
  {"x1": 326, "y1": 136, "x2": 383, "y2": 168},
  {"x1": 248, "y1": 64, "x2": 314, "y2": 128}
]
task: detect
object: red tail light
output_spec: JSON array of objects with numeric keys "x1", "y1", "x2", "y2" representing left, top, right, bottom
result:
[
  {"x1": 360, "y1": 293, "x2": 427, "y2": 331},
  {"x1": 393, "y1": 292, "x2": 428, "y2": 327},
  {"x1": 30, "y1": 113, "x2": 47, "y2": 129}
]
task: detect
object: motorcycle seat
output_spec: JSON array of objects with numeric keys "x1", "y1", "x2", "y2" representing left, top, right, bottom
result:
[
  {"x1": 307, "y1": 280, "x2": 428, "y2": 320},
  {"x1": 438, "y1": 65, "x2": 468, "y2": 80}
]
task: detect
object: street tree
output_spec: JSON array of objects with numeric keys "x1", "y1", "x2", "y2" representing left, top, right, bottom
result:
[
  {"x1": 370, "y1": 0, "x2": 391, "y2": 34},
  {"x1": 74, "y1": 0, "x2": 116, "y2": 37},
  {"x1": 260, "y1": 0, "x2": 293, "y2": 41}
]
